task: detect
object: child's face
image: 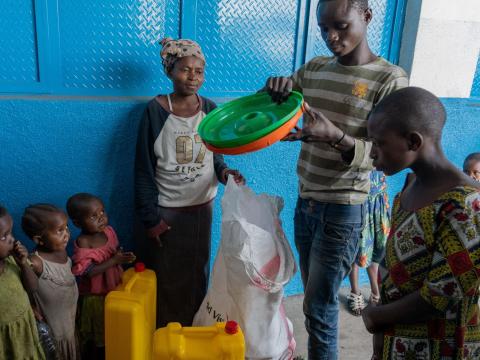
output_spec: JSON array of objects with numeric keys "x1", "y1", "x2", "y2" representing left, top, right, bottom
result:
[
  {"x1": 0, "y1": 214, "x2": 15, "y2": 259},
  {"x1": 465, "y1": 161, "x2": 480, "y2": 181},
  {"x1": 77, "y1": 199, "x2": 108, "y2": 235},
  {"x1": 368, "y1": 114, "x2": 415, "y2": 176},
  {"x1": 40, "y1": 212, "x2": 70, "y2": 251},
  {"x1": 169, "y1": 56, "x2": 205, "y2": 96},
  {"x1": 317, "y1": 0, "x2": 370, "y2": 58}
]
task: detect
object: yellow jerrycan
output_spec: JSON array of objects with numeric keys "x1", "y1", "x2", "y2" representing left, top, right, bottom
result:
[
  {"x1": 153, "y1": 321, "x2": 245, "y2": 360},
  {"x1": 105, "y1": 262, "x2": 157, "y2": 360}
]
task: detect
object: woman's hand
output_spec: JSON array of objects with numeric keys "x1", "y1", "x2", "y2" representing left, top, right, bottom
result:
[{"x1": 222, "y1": 169, "x2": 246, "y2": 185}]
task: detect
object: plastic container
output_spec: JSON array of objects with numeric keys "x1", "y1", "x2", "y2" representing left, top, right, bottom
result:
[
  {"x1": 198, "y1": 91, "x2": 304, "y2": 149},
  {"x1": 153, "y1": 321, "x2": 245, "y2": 360},
  {"x1": 203, "y1": 109, "x2": 302, "y2": 155},
  {"x1": 105, "y1": 263, "x2": 157, "y2": 360}
]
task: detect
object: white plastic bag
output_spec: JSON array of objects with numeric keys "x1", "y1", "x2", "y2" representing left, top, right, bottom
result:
[{"x1": 193, "y1": 178, "x2": 297, "y2": 360}]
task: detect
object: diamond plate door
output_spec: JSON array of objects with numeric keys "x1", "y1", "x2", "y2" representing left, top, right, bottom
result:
[
  {"x1": 194, "y1": 0, "x2": 302, "y2": 95},
  {"x1": 306, "y1": 0, "x2": 399, "y2": 62},
  {"x1": 0, "y1": 0, "x2": 39, "y2": 84},
  {"x1": 58, "y1": 0, "x2": 180, "y2": 95}
]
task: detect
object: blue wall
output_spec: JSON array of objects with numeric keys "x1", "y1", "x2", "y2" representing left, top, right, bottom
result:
[
  {"x1": 2, "y1": 0, "x2": 477, "y2": 296},
  {"x1": 1, "y1": 96, "x2": 479, "y2": 295}
]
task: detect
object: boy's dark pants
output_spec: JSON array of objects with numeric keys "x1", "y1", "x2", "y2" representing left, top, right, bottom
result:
[
  {"x1": 294, "y1": 198, "x2": 364, "y2": 360},
  {"x1": 138, "y1": 202, "x2": 212, "y2": 328}
]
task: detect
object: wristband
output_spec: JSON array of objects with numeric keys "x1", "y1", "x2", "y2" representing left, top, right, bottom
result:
[{"x1": 330, "y1": 131, "x2": 345, "y2": 149}]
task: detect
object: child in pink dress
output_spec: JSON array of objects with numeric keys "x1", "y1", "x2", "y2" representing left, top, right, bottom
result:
[{"x1": 67, "y1": 193, "x2": 135, "y2": 360}]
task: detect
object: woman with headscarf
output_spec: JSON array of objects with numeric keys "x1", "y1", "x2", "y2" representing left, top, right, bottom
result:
[{"x1": 134, "y1": 38, "x2": 244, "y2": 328}]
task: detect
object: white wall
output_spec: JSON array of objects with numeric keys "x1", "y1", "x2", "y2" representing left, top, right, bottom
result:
[{"x1": 399, "y1": 0, "x2": 480, "y2": 97}]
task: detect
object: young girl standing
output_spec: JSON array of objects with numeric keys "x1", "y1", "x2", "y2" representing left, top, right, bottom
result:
[
  {"x1": 0, "y1": 205, "x2": 45, "y2": 360},
  {"x1": 67, "y1": 192, "x2": 136, "y2": 359},
  {"x1": 348, "y1": 170, "x2": 390, "y2": 315},
  {"x1": 135, "y1": 38, "x2": 244, "y2": 328},
  {"x1": 22, "y1": 204, "x2": 79, "y2": 360}
]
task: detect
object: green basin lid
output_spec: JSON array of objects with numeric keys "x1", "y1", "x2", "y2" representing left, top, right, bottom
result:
[{"x1": 198, "y1": 91, "x2": 303, "y2": 148}]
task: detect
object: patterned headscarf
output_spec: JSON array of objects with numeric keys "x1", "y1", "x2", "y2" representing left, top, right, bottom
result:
[{"x1": 159, "y1": 37, "x2": 205, "y2": 73}]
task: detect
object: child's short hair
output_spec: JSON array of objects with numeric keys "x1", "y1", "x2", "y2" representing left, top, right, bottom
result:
[
  {"x1": 22, "y1": 204, "x2": 62, "y2": 239},
  {"x1": 66, "y1": 193, "x2": 102, "y2": 220},
  {"x1": 317, "y1": 0, "x2": 369, "y2": 12},
  {"x1": 463, "y1": 152, "x2": 480, "y2": 172},
  {"x1": 371, "y1": 87, "x2": 446, "y2": 143}
]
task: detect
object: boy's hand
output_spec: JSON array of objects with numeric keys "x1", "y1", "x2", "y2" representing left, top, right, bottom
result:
[
  {"x1": 371, "y1": 333, "x2": 384, "y2": 360},
  {"x1": 113, "y1": 250, "x2": 136, "y2": 265},
  {"x1": 362, "y1": 302, "x2": 382, "y2": 334},
  {"x1": 222, "y1": 169, "x2": 246, "y2": 185},
  {"x1": 266, "y1": 76, "x2": 293, "y2": 104},
  {"x1": 283, "y1": 102, "x2": 343, "y2": 144},
  {"x1": 12, "y1": 241, "x2": 30, "y2": 266}
]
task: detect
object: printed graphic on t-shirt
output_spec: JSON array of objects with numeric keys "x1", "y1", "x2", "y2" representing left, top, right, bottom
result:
[
  {"x1": 344, "y1": 81, "x2": 369, "y2": 108},
  {"x1": 174, "y1": 134, "x2": 207, "y2": 182}
]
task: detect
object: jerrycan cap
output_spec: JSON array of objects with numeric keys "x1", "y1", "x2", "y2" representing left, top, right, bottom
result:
[
  {"x1": 134, "y1": 262, "x2": 146, "y2": 272},
  {"x1": 225, "y1": 320, "x2": 239, "y2": 335}
]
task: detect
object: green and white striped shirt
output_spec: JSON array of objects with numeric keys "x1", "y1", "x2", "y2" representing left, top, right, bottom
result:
[{"x1": 292, "y1": 56, "x2": 409, "y2": 204}]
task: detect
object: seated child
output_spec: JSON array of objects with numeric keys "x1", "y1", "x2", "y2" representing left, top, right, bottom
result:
[
  {"x1": 0, "y1": 205, "x2": 45, "y2": 360},
  {"x1": 67, "y1": 193, "x2": 135, "y2": 360},
  {"x1": 362, "y1": 87, "x2": 480, "y2": 359},
  {"x1": 463, "y1": 152, "x2": 480, "y2": 181},
  {"x1": 22, "y1": 204, "x2": 80, "y2": 360}
]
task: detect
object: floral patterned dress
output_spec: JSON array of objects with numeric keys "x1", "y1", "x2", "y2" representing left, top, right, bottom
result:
[
  {"x1": 379, "y1": 186, "x2": 480, "y2": 360},
  {"x1": 356, "y1": 170, "x2": 391, "y2": 267}
]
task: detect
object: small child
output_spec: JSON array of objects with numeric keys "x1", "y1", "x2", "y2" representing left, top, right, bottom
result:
[
  {"x1": 0, "y1": 205, "x2": 45, "y2": 360},
  {"x1": 463, "y1": 152, "x2": 480, "y2": 181},
  {"x1": 135, "y1": 37, "x2": 244, "y2": 328},
  {"x1": 347, "y1": 170, "x2": 390, "y2": 315},
  {"x1": 22, "y1": 204, "x2": 80, "y2": 360},
  {"x1": 67, "y1": 193, "x2": 135, "y2": 360}
]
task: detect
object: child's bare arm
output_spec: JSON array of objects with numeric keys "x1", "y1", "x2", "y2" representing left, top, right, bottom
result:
[
  {"x1": 86, "y1": 250, "x2": 136, "y2": 278},
  {"x1": 29, "y1": 254, "x2": 43, "y2": 276},
  {"x1": 12, "y1": 242, "x2": 39, "y2": 295}
]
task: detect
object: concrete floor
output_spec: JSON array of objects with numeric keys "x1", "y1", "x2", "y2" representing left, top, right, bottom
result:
[{"x1": 283, "y1": 286, "x2": 373, "y2": 359}]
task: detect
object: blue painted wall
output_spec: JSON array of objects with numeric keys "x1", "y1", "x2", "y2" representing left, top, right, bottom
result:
[
  {"x1": 2, "y1": 0, "x2": 477, "y2": 295},
  {"x1": 1, "y1": 96, "x2": 479, "y2": 295}
]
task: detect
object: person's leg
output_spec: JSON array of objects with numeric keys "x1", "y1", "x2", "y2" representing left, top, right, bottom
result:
[
  {"x1": 294, "y1": 198, "x2": 314, "y2": 287},
  {"x1": 349, "y1": 264, "x2": 360, "y2": 295},
  {"x1": 142, "y1": 206, "x2": 207, "y2": 328},
  {"x1": 303, "y1": 202, "x2": 364, "y2": 360},
  {"x1": 191, "y1": 203, "x2": 213, "y2": 322},
  {"x1": 347, "y1": 263, "x2": 366, "y2": 315},
  {"x1": 367, "y1": 262, "x2": 380, "y2": 303}
]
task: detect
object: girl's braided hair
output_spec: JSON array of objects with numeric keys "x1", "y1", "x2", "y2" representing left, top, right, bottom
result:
[{"x1": 21, "y1": 204, "x2": 62, "y2": 239}]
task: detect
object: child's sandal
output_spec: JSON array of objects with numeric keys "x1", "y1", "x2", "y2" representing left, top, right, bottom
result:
[
  {"x1": 369, "y1": 293, "x2": 380, "y2": 305},
  {"x1": 346, "y1": 292, "x2": 366, "y2": 316}
]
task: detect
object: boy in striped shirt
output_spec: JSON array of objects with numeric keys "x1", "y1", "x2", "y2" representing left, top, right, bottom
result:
[{"x1": 264, "y1": 0, "x2": 408, "y2": 358}]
